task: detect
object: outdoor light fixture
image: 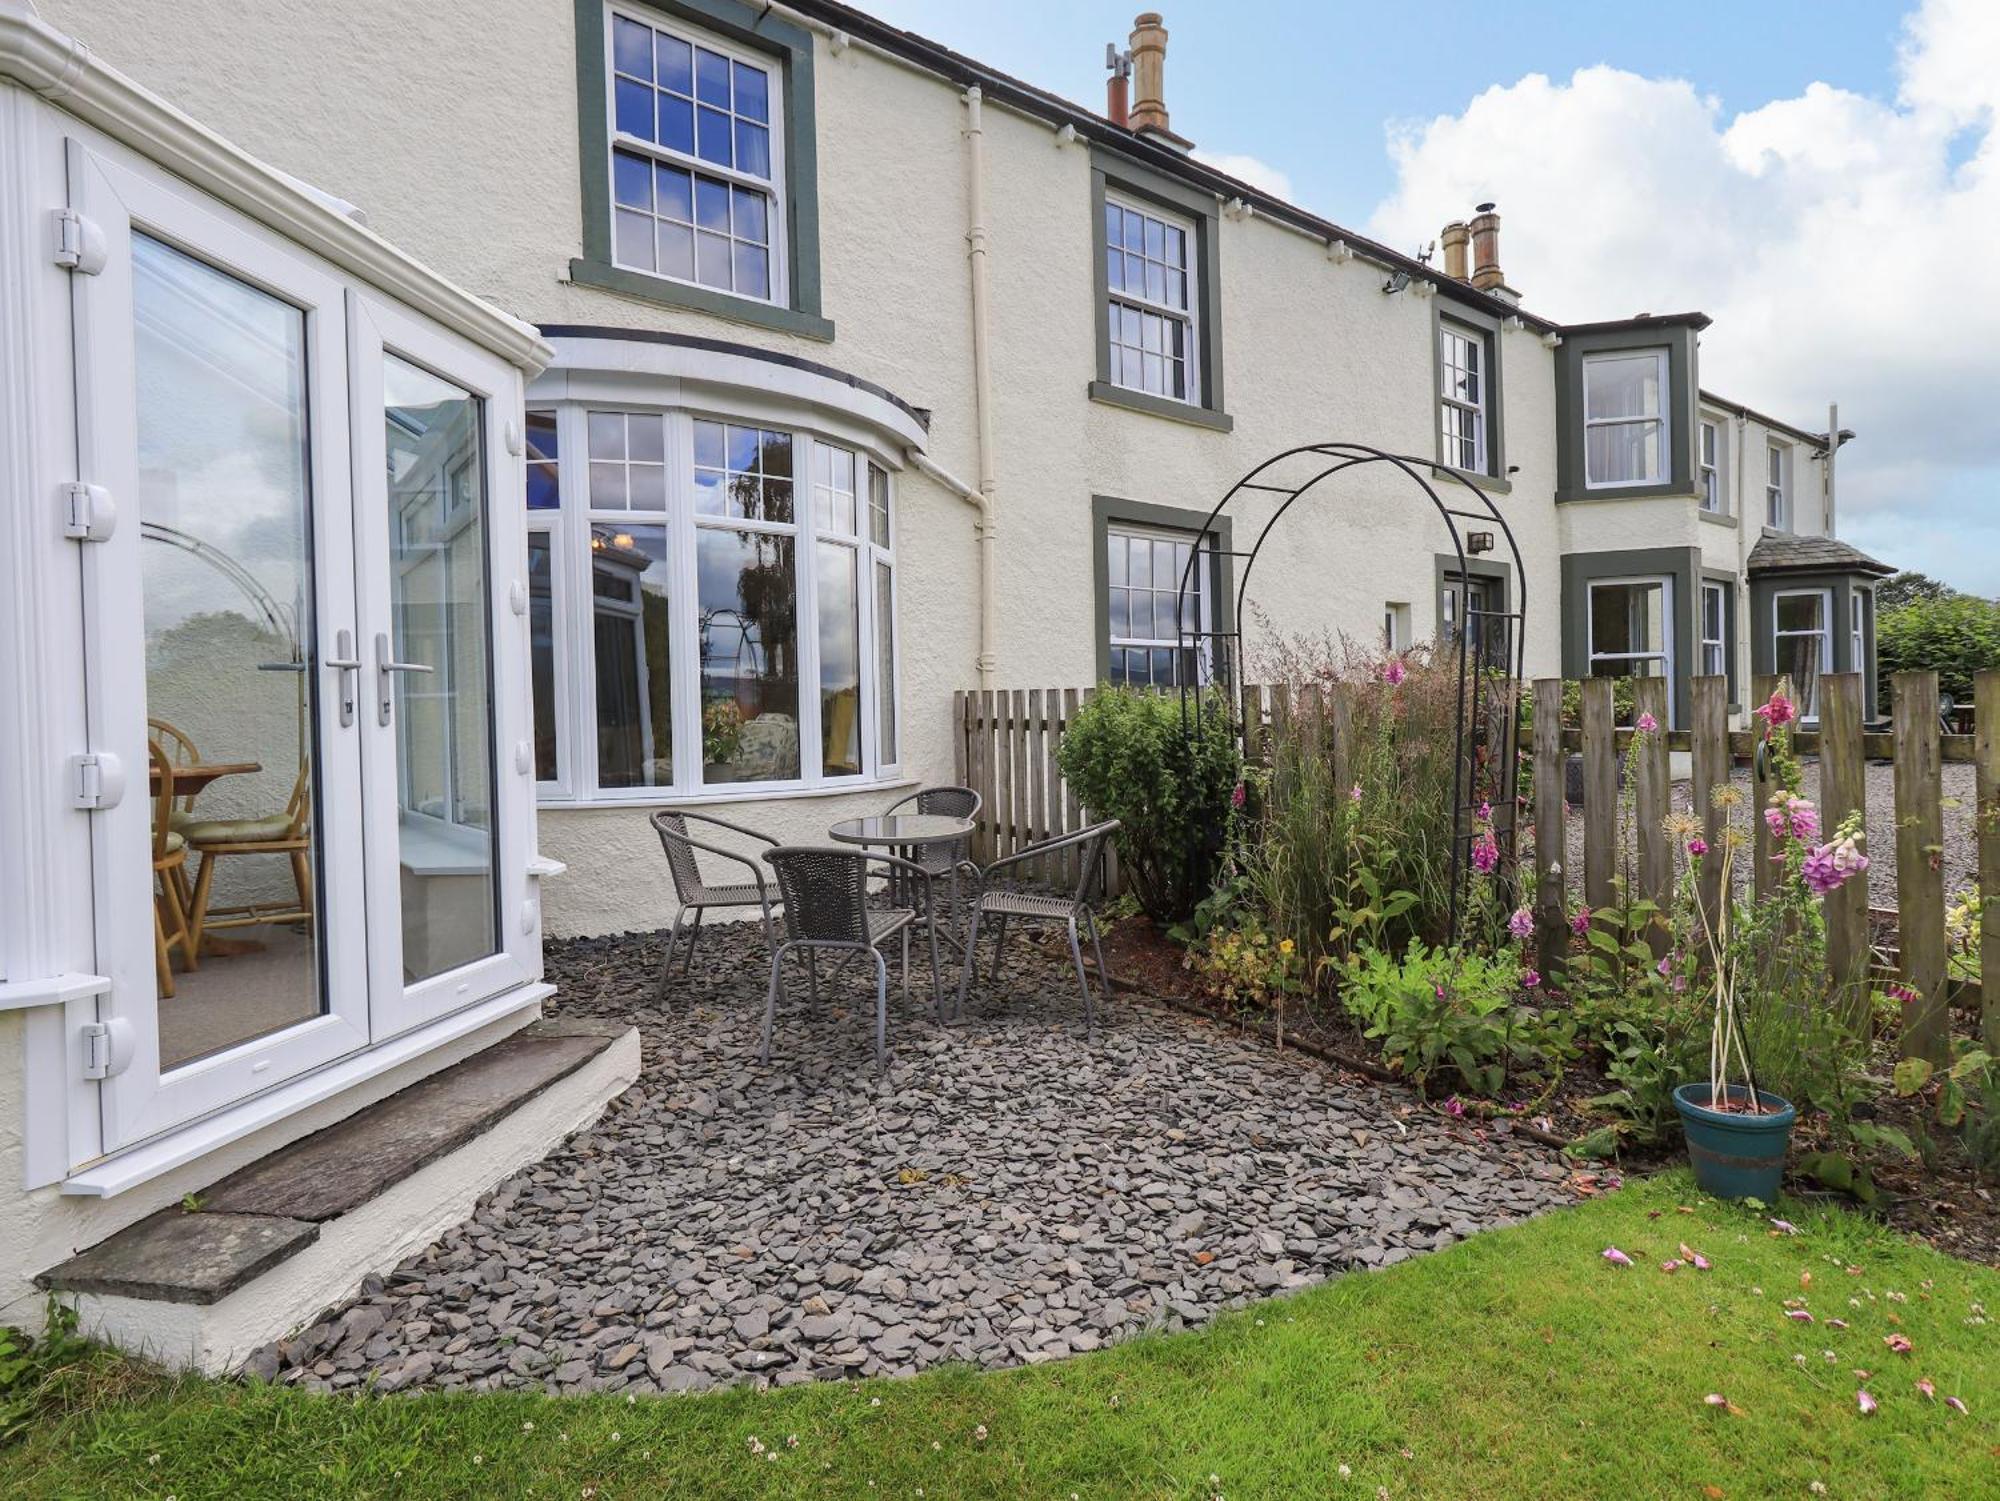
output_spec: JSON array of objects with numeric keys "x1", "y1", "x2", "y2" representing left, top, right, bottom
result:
[
  {"x1": 1467, "y1": 531, "x2": 1495, "y2": 555},
  {"x1": 1382, "y1": 268, "x2": 1411, "y2": 295}
]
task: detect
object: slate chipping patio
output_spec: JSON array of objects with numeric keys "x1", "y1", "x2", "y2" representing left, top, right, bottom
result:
[{"x1": 245, "y1": 924, "x2": 1576, "y2": 1395}]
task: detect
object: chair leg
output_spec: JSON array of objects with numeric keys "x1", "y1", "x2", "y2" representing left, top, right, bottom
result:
[
  {"x1": 901, "y1": 925, "x2": 911, "y2": 999},
  {"x1": 659, "y1": 908, "x2": 686, "y2": 1001},
  {"x1": 1085, "y1": 907, "x2": 1110, "y2": 999},
  {"x1": 159, "y1": 864, "x2": 194, "y2": 975},
  {"x1": 954, "y1": 904, "x2": 985, "y2": 1022},
  {"x1": 289, "y1": 849, "x2": 313, "y2": 930},
  {"x1": 187, "y1": 851, "x2": 220, "y2": 959},
  {"x1": 154, "y1": 897, "x2": 175, "y2": 1000},
  {"x1": 683, "y1": 908, "x2": 704, "y2": 975},
  {"x1": 871, "y1": 948, "x2": 888, "y2": 1071},
  {"x1": 1066, "y1": 914, "x2": 1093, "y2": 1040},
  {"x1": 926, "y1": 906, "x2": 943, "y2": 1018},
  {"x1": 990, "y1": 914, "x2": 1010, "y2": 982},
  {"x1": 806, "y1": 948, "x2": 820, "y2": 1006},
  {"x1": 761, "y1": 945, "x2": 786, "y2": 1064}
]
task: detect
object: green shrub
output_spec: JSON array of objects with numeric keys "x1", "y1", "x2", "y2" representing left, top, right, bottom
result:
[
  {"x1": 1876, "y1": 593, "x2": 2000, "y2": 709},
  {"x1": 1338, "y1": 942, "x2": 1561, "y2": 1099},
  {"x1": 1056, "y1": 687, "x2": 1242, "y2": 923}
]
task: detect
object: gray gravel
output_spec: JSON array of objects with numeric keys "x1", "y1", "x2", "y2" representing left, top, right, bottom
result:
[
  {"x1": 244, "y1": 924, "x2": 1574, "y2": 1396},
  {"x1": 1556, "y1": 759, "x2": 1977, "y2": 912}
]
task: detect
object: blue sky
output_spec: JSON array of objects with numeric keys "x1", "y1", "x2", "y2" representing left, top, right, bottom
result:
[
  {"x1": 864, "y1": 2, "x2": 2000, "y2": 595},
  {"x1": 865, "y1": 2, "x2": 1908, "y2": 228}
]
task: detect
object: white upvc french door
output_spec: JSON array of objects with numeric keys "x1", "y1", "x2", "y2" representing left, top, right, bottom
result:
[
  {"x1": 69, "y1": 141, "x2": 372, "y2": 1150},
  {"x1": 347, "y1": 294, "x2": 537, "y2": 1037}
]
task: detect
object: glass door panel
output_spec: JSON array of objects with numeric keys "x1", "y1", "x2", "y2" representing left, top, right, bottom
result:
[
  {"x1": 381, "y1": 356, "x2": 500, "y2": 982},
  {"x1": 134, "y1": 234, "x2": 326, "y2": 1068}
]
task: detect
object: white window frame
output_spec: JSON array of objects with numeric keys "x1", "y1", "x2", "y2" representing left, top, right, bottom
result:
[
  {"x1": 1766, "y1": 441, "x2": 1790, "y2": 529},
  {"x1": 1699, "y1": 580, "x2": 1728, "y2": 681},
  {"x1": 1438, "y1": 322, "x2": 1488, "y2": 474},
  {"x1": 1103, "y1": 192, "x2": 1201, "y2": 407},
  {"x1": 531, "y1": 402, "x2": 900, "y2": 805},
  {"x1": 1383, "y1": 601, "x2": 1410, "y2": 653},
  {"x1": 603, "y1": 3, "x2": 788, "y2": 307},
  {"x1": 1851, "y1": 591, "x2": 1865, "y2": 683},
  {"x1": 1772, "y1": 587, "x2": 1833, "y2": 724},
  {"x1": 1698, "y1": 417, "x2": 1724, "y2": 513},
  {"x1": 1105, "y1": 524, "x2": 1212, "y2": 688},
  {"x1": 525, "y1": 436, "x2": 571, "y2": 798},
  {"x1": 1586, "y1": 575, "x2": 1675, "y2": 706},
  {"x1": 1582, "y1": 348, "x2": 1670, "y2": 489}
]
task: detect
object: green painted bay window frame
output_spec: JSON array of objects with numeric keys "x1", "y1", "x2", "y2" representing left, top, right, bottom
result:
[
  {"x1": 1088, "y1": 151, "x2": 1231, "y2": 432},
  {"x1": 1560, "y1": 546, "x2": 1701, "y2": 727},
  {"x1": 1092, "y1": 496, "x2": 1234, "y2": 684},
  {"x1": 571, "y1": 0, "x2": 831, "y2": 340},
  {"x1": 1554, "y1": 323, "x2": 1700, "y2": 502},
  {"x1": 1431, "y1": 299, "x2": 1509, "y2": 493},
  {"x1": 1748, "y1": 570, "x2": 1880, "y2": 717}
]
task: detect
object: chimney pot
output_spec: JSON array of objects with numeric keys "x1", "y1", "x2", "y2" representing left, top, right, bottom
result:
[
  {"x1": 1469, "y1": 205, "x2": 1503, "y2": 291},
  {"x1": 1127, "y1": 13, "x2": 1176, "y2": 140},
  {"x1": 1440, "y1": 221, "x2": 1470, "y2": 281}
]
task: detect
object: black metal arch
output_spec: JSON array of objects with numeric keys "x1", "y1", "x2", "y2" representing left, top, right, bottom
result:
[{"x1": 1171, "y1": 441, "x2": 1529, "y2": 944}]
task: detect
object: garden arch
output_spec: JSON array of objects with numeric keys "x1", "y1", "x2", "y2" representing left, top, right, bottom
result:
[{"x1": 1171, "y1": 442, "x2": 1529, "y2": 943}]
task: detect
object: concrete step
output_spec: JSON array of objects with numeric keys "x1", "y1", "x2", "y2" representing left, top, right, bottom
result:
[{"x1": 37, "y1": 1016, "x2": 639, "y2": 1372}]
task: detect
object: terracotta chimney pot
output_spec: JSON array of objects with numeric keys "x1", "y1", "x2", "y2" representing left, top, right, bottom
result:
[
  {"x1": 1128, "y1": 13, "x2": 1171, "y2": 136},
  {"x1": 1440, "y1": 221, "x2": 1470, "y2": 281},
  {"x1": 1469, "y1": 203, "x2": 1503, "y2": 290}
]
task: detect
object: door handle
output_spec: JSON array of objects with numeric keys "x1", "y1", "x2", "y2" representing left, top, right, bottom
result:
[
  {"x1": 325, "y1": 629, "x2": 362, "y2": 728},
  {"x1": 374, "y1": 631, "x2": 433, "y2": 726}
]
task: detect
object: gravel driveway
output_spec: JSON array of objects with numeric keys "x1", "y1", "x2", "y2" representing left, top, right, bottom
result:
[
  {"x1": 1556, "y1": 759, "x2": 1977, "y2": 912},
  {"x1": 247, "y1": 925, "x2": 1573, "y2": 1395}
]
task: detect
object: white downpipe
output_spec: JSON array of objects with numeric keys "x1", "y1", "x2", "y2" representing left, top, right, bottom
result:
[{"x1": 962, "y1": 85, "x2": 998, "y2": 686}]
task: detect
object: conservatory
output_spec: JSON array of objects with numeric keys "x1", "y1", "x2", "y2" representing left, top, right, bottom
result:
[{"x1": 0, "y1": 1, "x2": 632, "y2": 1363}]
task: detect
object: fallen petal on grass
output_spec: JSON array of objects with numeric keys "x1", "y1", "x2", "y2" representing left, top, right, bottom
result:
[
  {"x1": 1856, "y1": 1390, "x2": 1878, "y2": 1416},
  {"x1": 1883, "y1": 1334, "x2": 1913, "y2": 1355},
  {"x1": 1602, "y1": 1247, "x2": 1633, "y2": 1268},
  {"x1": 1785, "y1": 1310, "x2": 1815, "y2": 1323},
  {"x1": 1916, "y1": 1378, "x2": 1936, "y2": 1401},
  {"x1": 1944, "y1": 1396, "x2": 1969, "y2": 1415},
  {"x1": 1771, "y1": 1219, "x2": 1802, "y2": 1236}
]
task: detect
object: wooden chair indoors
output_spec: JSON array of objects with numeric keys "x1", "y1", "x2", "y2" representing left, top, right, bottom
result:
[
  {"x1": 183, "y1": 758, "x2": 315, "y2": 954},
  {"x1": 149, "y1": 743, "x2": 195, "y2": 997},
  {"x1": 148, "y1": 716, "x2": 203, "y2": 821}
]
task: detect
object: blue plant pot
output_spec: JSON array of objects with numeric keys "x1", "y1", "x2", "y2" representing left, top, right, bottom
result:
[{"x1": 1673, "y1": 1083, "x2": 1797, "y2": 1203}]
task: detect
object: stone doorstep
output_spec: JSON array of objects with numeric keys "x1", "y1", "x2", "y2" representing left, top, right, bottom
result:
[{"x1": 38, "y1": 1018, "x2": 630, "y2": 1308}]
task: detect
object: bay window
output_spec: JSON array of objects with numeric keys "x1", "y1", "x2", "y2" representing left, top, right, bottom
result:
[
  {"x1": 1582, "y1": 349, "x2": 1668, "y2": 488},
  {"x1": 1587, "y1": 577, "x2": 1673, "y2": 700},
  {"x1": 1700, "y1": 580, "x2": 1728, "y2": 681},
  {"x1": 1773, "y1": 588, "x2": 1831, "y2": 723},
  {"x1": 526, "y1": 404, "x2": 898, "y2": 800}
]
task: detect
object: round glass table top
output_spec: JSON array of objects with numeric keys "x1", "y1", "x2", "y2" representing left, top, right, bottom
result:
[{"x1": 827, "y1": 814, "x2": 976, "y2": 846}]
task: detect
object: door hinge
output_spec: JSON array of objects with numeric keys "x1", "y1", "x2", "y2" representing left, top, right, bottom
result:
[
  {"x1": 80, "y1": 1018, "x2": 134, "y2": 1080},
  {"x1": 51, "y1": 207, "x2": 107, "y2": 274},
  {"x1": 61, "y1": 481, "x2": 116, "y2": 541},
  {"x1": 69, "y1": 750, "x2": 126, "y2": 810}
]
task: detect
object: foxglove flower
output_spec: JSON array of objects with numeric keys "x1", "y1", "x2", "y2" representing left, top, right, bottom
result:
[
  {"x1": 1571, "y1": 906, "x2": 1592, "y2": 936},
  {"x1": 1508, "y1": 907, "x2": 1534, "y2": 940},
  {"x1": 1471, "y1": 832, "x2": 1499, "y2": 874},
  {"x1": 1520, "y1": 968, "x2": 1541, "y2": 990},
  {"x1": 1687, "y1": 836, "x2": 1707, "y2": 857},
  {"x1": 1349, "y1": 783, "x2": 1363, "y2": 803},
  {"x1": 1636, "y1": 711, "x2": 1659, "y2": 733},
  {"x1": 1382, "y1": 659, "x2": 1407, "y2": 686},
  {"x1": 1754, "y1": 691, "x2": 1798, "y2": 730}
]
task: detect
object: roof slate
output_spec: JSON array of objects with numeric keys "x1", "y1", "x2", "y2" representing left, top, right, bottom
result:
[{"x1": 1746, "y1": 532, "x2": 1895, "y2": 577}]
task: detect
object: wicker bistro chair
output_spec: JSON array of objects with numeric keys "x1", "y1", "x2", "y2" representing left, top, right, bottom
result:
[
  {"x1": 881, "y1": 784, "x2": 981, "y2": 919},
  {"x1": 760, "y1": 846, "x2": 941, "y2": 1069},
  {"x1": 649, "y1": 811, "x2": 780, "y2": 995},
  {"x1": 955, "y1": 820, "x2": 1120, "y2": 1039}
]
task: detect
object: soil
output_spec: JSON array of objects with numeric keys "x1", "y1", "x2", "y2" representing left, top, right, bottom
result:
[{"x1": 1098, "y1": 912, "x2": 2000, "y2": 1269}]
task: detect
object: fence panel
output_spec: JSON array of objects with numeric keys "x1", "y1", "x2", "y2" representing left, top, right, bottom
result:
[
  {"x1": 1894, "y1": 670, "x2": 1948, "y2": 1062},
  {"x1": 1979, "y1": 670, "x2": 2000, "y2": 1051},
  {"x1": 1532, "y1": 678, "x2": 1566, "y2": 978},
  {"x1": 1820, "y1": 672, "x2": 1869, "y2": 1033},
  {"x1": 1580, "y1": 678, "x2": 1617, "y2": 911},
  {"x1": 1632, "y1": 676, "x2": 1671, "y2": 954}
]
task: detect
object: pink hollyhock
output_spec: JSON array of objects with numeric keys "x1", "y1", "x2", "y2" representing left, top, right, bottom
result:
[
  {"x1": 1508, "y1": 906, "x2": 1534, "y2": 940},
  {"x1": 1382, "y1": 659, "x2": 1407, "y2": 686},
  {"x1": 1636, "y1": 711, "x2": 1659, "y2": 733}
]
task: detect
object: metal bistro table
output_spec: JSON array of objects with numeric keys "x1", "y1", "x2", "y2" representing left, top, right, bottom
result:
[{"x1": 827, "y1": 813, "x2": 978, "y2": 956}]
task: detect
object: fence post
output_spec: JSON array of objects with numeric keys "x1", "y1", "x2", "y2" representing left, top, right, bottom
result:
[
  {"x1": 1632, "y1": 676, "x2": 1671, "y2": 953},
  {"x1": 1751, "y1": 672, "x2": 1782, "y2": 900},
  {"x1": 972, "y1": 689, "x2": 995, "y2": 864},
  {"x1": 1979, "y1": 669, "x2": 2000, "y2": 1051},
  {"x1": 1581, "y1": 677, "x2": 1616, "y2": 912},
  {"x1": 1893, "y1": 670, "x2": 1948, "y2": 1063},
  {"x1": 1820, "y1": 672, "x2": 1870, "y2": 1034},
  {"x1": 1690, "y1": 675, "x2": 1728, "y2": 928},
  {"x1": 1532, "y1": 678, "x2": 1566, "y2": 979},
  {"x1": 953, "y1": 690, "x2": 967, "y2": 789},
  {"x1": 1329, "y1": 681, "x2": 1355, "y2": 801},
  {"x1": 1025, "y1": 687, "x2": 1046, "y2": 881}
]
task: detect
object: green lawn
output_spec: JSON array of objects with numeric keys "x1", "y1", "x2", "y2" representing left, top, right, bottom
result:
[{"x1": 8, "y1": 1173, "x2": 1995, "y2": 1500}]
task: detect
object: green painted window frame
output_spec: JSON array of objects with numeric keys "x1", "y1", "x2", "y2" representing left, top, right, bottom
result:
[
  {"x1": 1091, "y1": 496, "x2": 1234, "y2": 685},
  {"x1": 1088, "y1": 152, "x2": 1231, "y2": 432},
  {"x1": 571, "y1": 0, "x2": 832, "y2": 340},
  {"x1": 1554, "y1": 324, "x2": 1699, "y2": 502},
  {"x1": 1560, "y1": 546, "x2": 1701, "y2": 727},
  {"x1": 1431, "y1": 300, "x2": 1509, "y2": 493}
]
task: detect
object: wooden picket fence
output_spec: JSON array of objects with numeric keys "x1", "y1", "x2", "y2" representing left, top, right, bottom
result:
[{"x1": 955, "y1": 670, "x2": 1999, "y2": 1062}]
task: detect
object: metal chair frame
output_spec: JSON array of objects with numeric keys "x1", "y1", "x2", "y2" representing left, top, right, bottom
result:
[
  {"x1": 760, "y1": 846, "x2": 941, "y2": 1069},
  {"x1": 650, "y1": 810, "x2": 780, "y2": 997},
  {"x1": 880, "y1": 783, "x2": 982, "y2": 944},
  {"x1": 955, "y1": 819, "x2": 1119, "y2": 1039}
]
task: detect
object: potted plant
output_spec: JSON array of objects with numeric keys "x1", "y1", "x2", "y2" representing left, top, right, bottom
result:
[{"x1": 1670, "y1": 688, "x2": 1849, "y2": 1201}]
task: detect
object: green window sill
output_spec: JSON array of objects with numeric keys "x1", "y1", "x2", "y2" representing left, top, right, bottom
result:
[
  {"x1": 567, "y1": 259, "x2": 835, "y2": 342},
  {"x1": 1430, "y1": 463, "x2": 1511, "y2": 496},
  {"x1": 1087, "y1": 380, "x2": 1233, "y2": 432}
]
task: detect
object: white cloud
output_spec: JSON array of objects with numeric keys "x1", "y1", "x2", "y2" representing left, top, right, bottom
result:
[
  {"x1": 1366, "y1": 0, "x2": 2000, "y2": 594},
  {"x1": 1193, "y1": 150, "x2": 1295, "y2": 202}
]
